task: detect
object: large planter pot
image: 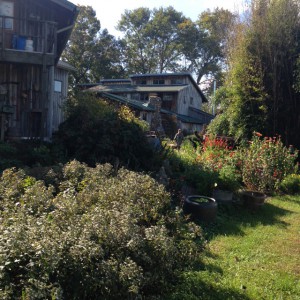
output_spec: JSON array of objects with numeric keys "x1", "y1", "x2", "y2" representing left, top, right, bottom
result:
[
  {"x1": 240, "y1": 190, "x2": 266, "y2": 211},
  {"x1": 212, "y1": 189, "x2": 233, "y2": 203},
  {"x1": 183, "y1": 195, "x2": 217, "y2": 222}
]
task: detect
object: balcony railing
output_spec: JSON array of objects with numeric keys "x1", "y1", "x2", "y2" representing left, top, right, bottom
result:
[{"x1": 0, "y1": 15, "x2": 57, "y2": 56}]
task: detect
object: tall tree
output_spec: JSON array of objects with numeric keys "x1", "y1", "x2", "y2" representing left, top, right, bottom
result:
[
  {"x1": 62, "y1": 5, "x2": 124, "y2": 86},
  {"x1": 62, "y1": 5, "x2": 100, "y2": 86},
  {"x1": 208, "y1": 0, "x2": 300, "y2": 149},
  {"x1": 117, "y1": 6, "x2": 187, "y2": 74},
  {"x1": 117, "y1": 7, "x2": 155, "y2": 74},
  {"x1": 179, "y1": 8, "x2": 236, "y2": 86}
]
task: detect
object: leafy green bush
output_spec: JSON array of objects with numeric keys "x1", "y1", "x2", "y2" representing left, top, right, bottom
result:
[
  {"x1": 240, "y1": 133, "x2": 298, "y2": 193},
  {"x1": 0, "y1": 161, "x2": 203, "y2": 299},
  {"x1": 279, "y1": 174, "x2": 300, "y2": 195},
  {"x1": 53, "y1": 93, "x2": 161, "y2": 172},
  {"x1": 215, "y1": 164, "x2": 241, "y2": 192}
]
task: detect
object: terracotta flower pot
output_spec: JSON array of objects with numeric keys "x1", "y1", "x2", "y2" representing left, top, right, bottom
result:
[
  {"x1": 240, "y1": 190, "x2": 266, "y2": 211},
  {"x1": 183, "y1": 195, "x2": 217, "y2": 222}
]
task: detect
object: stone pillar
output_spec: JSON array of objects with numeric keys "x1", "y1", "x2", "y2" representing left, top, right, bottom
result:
[{"x1": 149, "y1": 95, "x2": 164, "y2": 134}]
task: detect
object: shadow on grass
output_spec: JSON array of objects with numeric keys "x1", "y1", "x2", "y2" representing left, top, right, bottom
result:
[
  {"x1": 170, "y1": 270, "x2": 251, "y2": 300},
  {"x1": 195, "y1": 198, "x2": 294, "y2": 240}
]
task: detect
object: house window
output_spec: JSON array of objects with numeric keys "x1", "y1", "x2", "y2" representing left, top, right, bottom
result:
[
  {"x1": 54, "y1": 80, "x2": 62, "y2": 93},
  {"x1": 190, "y1": 97, "x2": 194, "y2": 105},
  {"x1": 171, "y1": 79, "x2": 183, "y2": 84},
  {"x1": 137, "y1": 80, "x2": 147, "y2": 85},
  {"x1": 153, "y1": 79, "x2": 165, "y2": 85},
  {"x1": 0, "y1": 1, "x2": 14, "y2": 30}
]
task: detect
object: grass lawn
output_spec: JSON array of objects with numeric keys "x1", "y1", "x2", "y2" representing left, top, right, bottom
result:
[{"x1": 171, "y1": 194, "x2": 300, "y2": 300}]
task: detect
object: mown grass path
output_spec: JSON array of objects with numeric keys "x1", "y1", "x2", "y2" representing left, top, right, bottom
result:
[{"x1": 172, "y1": 195, "x2": 300, "y2": 300}]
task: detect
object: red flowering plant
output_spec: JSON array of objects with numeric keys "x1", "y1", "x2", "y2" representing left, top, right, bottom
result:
[
  {"x1": 240, "y1": 132, "x2": 298, "y2": 193},
  {"x1": 197, "y1": 135, "x2": 241, "y2": 192}
]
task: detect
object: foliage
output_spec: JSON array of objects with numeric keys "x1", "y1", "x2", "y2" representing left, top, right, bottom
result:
[
  {"x1": 209, "y1": 0, "x2": 300, "y2": 149},
  {"x1": 62, "y1": 5, "x2": 124, "y2": 87},
  {"x1": 240, "y1": 133, "x2": 298, "y2": 193},
  {"x1": 0, "y1": 141, "x2": 64, "y2": 172},
  {"x1": 179, "y1": 8, "x2": 236, "y2": 86},
  {"x1": 279, "y1": 174, "x2": 300, "y2": 195},
  {"x1": 53, "y1": 92, "x2": 161, "y2": 172},
  {"x1": 0, "y1": 161, "x2": 204, "y2": 299},
  {"x1": 117, "y1": 6, "x2": 186, "y2": 73},
  {"x1": 216, "y1": 164, "x2": 241, "y2": 192},
  {"x1": 195, "y1": 136, "x2": 241, "y2": 192},
  {"x1": 167, "y1": 139, "x2": 218, "y2": 196}
]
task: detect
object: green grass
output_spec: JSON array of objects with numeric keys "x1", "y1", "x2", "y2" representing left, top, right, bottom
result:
[{"x1": 171, "y1": 195, "x2": 300, "y2": 300}]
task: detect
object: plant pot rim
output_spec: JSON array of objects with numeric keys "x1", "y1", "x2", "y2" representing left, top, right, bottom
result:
[
  {"x1": 186, "y1": 195, "x2": 216, "y2": 203},
  {"x1": 240, "y1": 190, "x2": 267, "y2": 198}
]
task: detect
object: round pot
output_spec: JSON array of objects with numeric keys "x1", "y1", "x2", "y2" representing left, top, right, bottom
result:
[
  {"x1": 240, "y1": 190, "x2": 266, "y2": 210},
  {"x1": 212, "y1": 189, "x2": 233, "y2": 203},
  {"x1": 183, "y1": 195, "x2": 217, "y2": 222}
]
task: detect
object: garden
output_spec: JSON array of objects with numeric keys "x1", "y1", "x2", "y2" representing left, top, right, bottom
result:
[{"x1": 0, "y1": 95, "x2": 299, "y2": 299}]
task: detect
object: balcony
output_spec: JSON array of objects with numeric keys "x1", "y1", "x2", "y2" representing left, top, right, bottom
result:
[{"x1": 0, "y1": 15, "x2": 57, "y2": 66}]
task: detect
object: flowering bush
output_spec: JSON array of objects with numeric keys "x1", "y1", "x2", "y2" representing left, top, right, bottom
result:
[
  {"x1": 0, "y1": 161, "x2": 203, "y2": 299},
  {"x1": 240, "y1": 133, "x2": 298, "y2": 193},
  {"x1": 196, "y1": 136, "x2": 241, "y2": 192}
]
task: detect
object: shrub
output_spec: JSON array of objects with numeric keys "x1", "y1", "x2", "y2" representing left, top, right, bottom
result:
[
  {"x1": 240, "y1": 133, "x2": 298, "y2": 193},
  {"x1": 279, "y1": 174, "x2": 300, "y2": 195},
  {"x1": 0, "y1": 161, "x2": 203, "y2": 299},
  {"x1": 53, "y1": 93, "x2": 161, "y2": 172},
  {"x1": 215, "y1": 164, "x2": 241, "y2": 192}
]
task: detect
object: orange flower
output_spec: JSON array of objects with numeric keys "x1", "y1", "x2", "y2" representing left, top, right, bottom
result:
[{"x1": 254, "y1": 131, "x2": 263, "y2": 137}]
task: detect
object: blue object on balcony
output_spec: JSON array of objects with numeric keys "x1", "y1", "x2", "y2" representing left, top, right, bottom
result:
[{"x1": 12, "y1": 35, "x2": 26, "y2": 50}]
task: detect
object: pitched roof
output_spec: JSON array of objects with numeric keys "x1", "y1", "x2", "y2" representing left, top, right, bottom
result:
[
  {"x1": 88, "y1": 84, "x2": 187, "y2": 93},
  {"x1": 130, "y1": 72, "x2": 208, "y2": 102},
  {"x1": 100, "y1": 92, "x2": 206, "y2": 124}
]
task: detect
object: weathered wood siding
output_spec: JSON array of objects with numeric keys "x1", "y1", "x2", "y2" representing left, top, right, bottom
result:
[
  {"x1": 0, "y1": 62, "x2": 50, "y2": 138},
  {"x1": 177, "y1": 82, "x2": 203, "y2": 115},
  {"x1": 52, "y1": 66, "x2": 68, "y2": 133}
]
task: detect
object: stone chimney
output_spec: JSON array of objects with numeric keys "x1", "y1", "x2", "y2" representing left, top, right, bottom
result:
[{"x1": 149, "y1": 95, "x2": 164, "y2": 134}]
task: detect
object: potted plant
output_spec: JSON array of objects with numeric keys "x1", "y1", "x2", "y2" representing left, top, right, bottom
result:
[
  {"x1": 213, "y1": 165, "x2": 241, "y2": 203},
  {"x1": 183, "y1": 195, "x2": 217, "y2": 222},
  {"x1": 239, "y1": 133, "x2": 298, "y2": 209}
]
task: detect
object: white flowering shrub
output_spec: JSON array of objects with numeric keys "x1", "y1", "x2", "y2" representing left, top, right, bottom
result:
[{"x1": 0, "y1": 161, "x2": 203, "y2": 299}]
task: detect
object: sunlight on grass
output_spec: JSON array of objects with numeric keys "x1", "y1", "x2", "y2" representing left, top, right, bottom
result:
[{"x1": 172, "y1": 195, "x2": 300, "y2": 300}]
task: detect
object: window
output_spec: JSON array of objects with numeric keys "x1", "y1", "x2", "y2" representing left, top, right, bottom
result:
[
  {"x1": 0, "y1": 1, "x2": 14, "y2": 29},
  {"x1": 190, "y1": 97, "x2": 194, "y2": 105},
  {"x1": 137, "y1": 80, "x2": 147, "y2": 85},
  {"x1": 153, "y1": 79, "x2": 165, "y2": 85},
  {"x1": 54, "y1": 80, "x2": 62, "y2": 93},
  {"x1": 171, "y1": 79, "x2": 183, "y2": 84}
]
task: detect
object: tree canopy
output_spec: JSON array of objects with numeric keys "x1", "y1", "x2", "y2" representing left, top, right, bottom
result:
[{"x1": 208, "y1": 0, "x2": 300, "y2": 149}]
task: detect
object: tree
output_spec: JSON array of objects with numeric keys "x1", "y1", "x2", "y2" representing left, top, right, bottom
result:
[
  {"x1": 179, "y1": 8, "x2": 237, "y2": 86},
  {"x1": 62, "y1": 5, "x2": 124, "y2": 87},
  {"x1": 117, "y1": 7, "x2": 155, "y2": 74},
  {"x1": 117, "y1": 6, "x2": 187, "y2": 74},
  {"x1": 90, "y1": 29, "x2": 126, "y2": 81},
  {"x1": 62, "y1": 5, "x2": 101, "y2": 86},
  {"x1": 208, "y1": 0, "x2": 300, "y2": 149}
]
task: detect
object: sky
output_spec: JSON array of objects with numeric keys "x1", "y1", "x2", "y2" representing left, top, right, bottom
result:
[{"x1": 69, "y1": 0, "x2": 247, "y2": 37}]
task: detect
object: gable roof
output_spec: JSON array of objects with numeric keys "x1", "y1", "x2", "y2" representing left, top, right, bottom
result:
[
  {"x1": 88, "y1": 84, "x2": 187, "y2": 94},
  {"x1": 130, "y1": 72, "x2": 208, "y2": 102},
  {"x1": 99, "y1": 92, "x2": 207, "y2": 125},
  {"x1": 45, "y1": 0, "x2": 79, "y2": 62}
]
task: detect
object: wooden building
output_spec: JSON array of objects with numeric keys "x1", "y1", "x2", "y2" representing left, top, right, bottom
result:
[
  {"x1": 0, "y1": 0, "x2": 78, "y2": 140},
  {"x1": 88, "y1": 73, "x2": 214, "y2": 136}
]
